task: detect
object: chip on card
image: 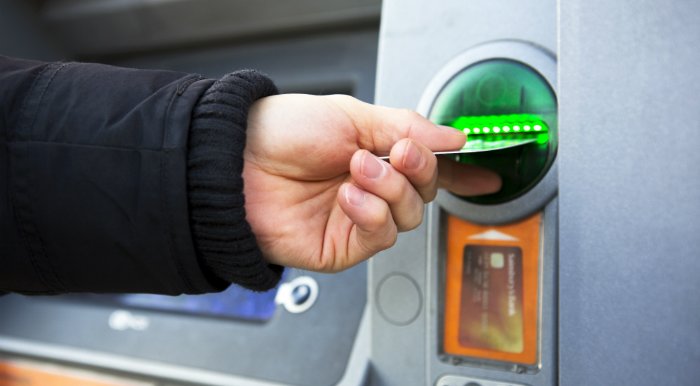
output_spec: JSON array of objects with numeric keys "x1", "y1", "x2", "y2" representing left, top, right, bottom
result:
[{"x1": 459, "y1": 245, "x2": 524, "y2": 353}]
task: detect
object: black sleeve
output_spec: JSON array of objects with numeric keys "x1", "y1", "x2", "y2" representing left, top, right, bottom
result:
[
  {"x1": 187, "y1": 71, "x2": 283, "y2": 291},
  {"x1": 0, "y1": 56, "x2": 282, "y2": 295}
]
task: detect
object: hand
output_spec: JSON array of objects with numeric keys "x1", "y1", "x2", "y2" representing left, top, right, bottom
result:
[{"x1": 243, "y1": 94, "x2": 501, "y2": 272}]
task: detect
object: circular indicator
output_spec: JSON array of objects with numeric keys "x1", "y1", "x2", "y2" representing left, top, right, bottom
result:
[
  {"x1": 275, "y1": 276, "x2": 319, "y2": 314},
  {"x1": 429, "y1": 59, "x2": 557, "y2": 204}
]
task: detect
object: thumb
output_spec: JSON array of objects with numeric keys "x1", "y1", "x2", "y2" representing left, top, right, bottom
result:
[{"x1": 327, "y1": 95, "x2": 466, "y2": 155}]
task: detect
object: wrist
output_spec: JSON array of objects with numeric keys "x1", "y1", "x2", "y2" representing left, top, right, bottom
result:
[{"x1": 186, "y1": 70, "x2": 283, "y2": 291}]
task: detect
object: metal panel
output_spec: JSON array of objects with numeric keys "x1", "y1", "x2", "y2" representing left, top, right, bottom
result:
[
  {"x1": 0, "y1": 268, "x2": 366, "y2": 386},
  {"x1": 112, "y1": 30, "x2": 379, "y2": 103},
  {"x1": 371, "y1": 0, "x2": 556, "y2": 384},
  {"x1": 39, "y1": 0, "x2": 381, "y2": 57},
  {"x1": 558, "y1": 1, "x2": 700, "y2": 384}
]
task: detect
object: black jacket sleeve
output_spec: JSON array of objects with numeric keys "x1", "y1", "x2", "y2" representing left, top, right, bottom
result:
[{"x1": 0, "y1": 56, "x2": 282, "y2": 295}]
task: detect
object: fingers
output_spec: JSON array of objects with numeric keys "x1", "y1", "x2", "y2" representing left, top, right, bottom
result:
[
  {"x1": 337, "y1": 183, "x2": 398, "y2": 264},
  {"x1": 437, "y1": 157, "x2": 502, "y2": 196},
  {"x1": 388, "y1": 139, "x2": 439, "y2": 202},
  {"x1": 349, "y1": 146, "x2": 433, "y2": 231},
  {"x1": 326, "y1": 95, "x2": 466, "y2": 154},
  {"x1": 334, "y1": 148, "x2": 502, "y2": 269}
]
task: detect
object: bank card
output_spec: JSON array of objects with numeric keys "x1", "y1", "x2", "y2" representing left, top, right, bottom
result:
[
  {"x1": 379, "y1": 138, "x2": 535, "y2": 160},
  {"x1": 435, "y1": 138, "x2": 536, "y2": 155}
]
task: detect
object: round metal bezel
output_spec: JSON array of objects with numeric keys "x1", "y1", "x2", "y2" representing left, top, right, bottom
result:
[{"x1": 417, "y1": 40, "x2": 558, "y2": 224}]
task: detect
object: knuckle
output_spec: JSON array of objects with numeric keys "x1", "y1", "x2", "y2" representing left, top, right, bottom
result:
[
  {"x1": 383, "y1": 176, "x2": 412, "y2": 203},
  {"x1": 417, "y1": 166, "x2": 439, "y2": 198},
  {"x1": 325, "y1": 264, "x2": 345, "y2": 274},
  {"x1": 359, "y1": 201, "x2": 392, "y2": 232},
  {"x1": 394, "y1": 110, "x2": 422, "y2": 137},
  {"x1": 410, "y1": 168, "x2": 435, "y2": 190},
  {"x1": 311, "y1": 254, "x2": 336, "y2": 273},
  {"x1": 422, "y1": 185, "x2": 438, "y2": 203},
  {"x1": 402, "y1": 109, "x2": 422, "y2": 121},
  {"x1": 404, "y1": 113, "x2": 422, "y2": 136},
  {"x1": 373, "y1": 203, "x2": 393, "y2": 226},
  {"x1": 398, "y1": 202, "x2": 424, "y2": 231},
  {"x1": 378, "y1": 229, "x2": 398, "y2": 250},
  {"x1": 327, "y1": 94, "x2": 355, "y2": 104}
]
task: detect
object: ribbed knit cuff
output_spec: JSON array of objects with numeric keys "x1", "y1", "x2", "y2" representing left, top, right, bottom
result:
[{"x1": 187, "y1": 70, "x2": 283, "y2": 291}]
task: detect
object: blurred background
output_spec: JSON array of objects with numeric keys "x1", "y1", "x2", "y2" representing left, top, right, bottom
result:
[
  {"x1": 0, "y1": 1, "x2": 380, "y2": 385},
  {"x1": 0, "y1": 0, "x2": 380, "y2": 100}
]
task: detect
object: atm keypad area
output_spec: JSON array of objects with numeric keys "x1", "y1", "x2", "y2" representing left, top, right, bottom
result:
[{"x1": 371, "y1": 41, "x2": 558, "y2": 386}]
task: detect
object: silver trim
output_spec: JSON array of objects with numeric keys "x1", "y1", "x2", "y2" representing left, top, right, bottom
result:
[
  {"x1": 435, "y1": 374, "x2": 528, "y2": 386},
  {"x1": 417, "y1": 40, "x2": 558, "y2": 224}
]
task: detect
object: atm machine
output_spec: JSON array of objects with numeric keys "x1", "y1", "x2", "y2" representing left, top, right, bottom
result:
[
  {"x1": 371, "y1": 1, "x2": 558, "y2": 385},
  {"x1": 1, "y1": 0, "x2": 699, "y2": 385},
  {"x1": 369, "y1": 0, "x2": 699, "y2": 385}
]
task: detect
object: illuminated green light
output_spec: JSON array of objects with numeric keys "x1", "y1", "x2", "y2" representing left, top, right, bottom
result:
[
  {"x1": 428, "y1": 59, "x2": 557, "y2": 205},
  {"x1": 450, "y1": 114, "x2": 548, "y2": 140},
  {"x1": 448, "y1": 114, "x2": 550, "y2": 149}
]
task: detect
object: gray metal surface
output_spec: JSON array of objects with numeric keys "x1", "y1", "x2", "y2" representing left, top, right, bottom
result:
[
  {"x1": 113, "y1": 29, "x2": 378, "y2": 103},
  {"x1": 0, "y1": 268, "x2": 366, "y2": 386},
  {"x1": 371, "y1": 0, "x2": 557, "y2": 384},
  {"x1": 0, "y1": 303, "x2": 370, "y2": 386},
  {"x1": 39, "y1": 0, "x2": 381, "y2": 57},
  {"x1": 558, "y1": 1, "x2": 700, "y2": 385},
  {"x1": 375, "y1": 0, "x2": 556, "y2": 110}
]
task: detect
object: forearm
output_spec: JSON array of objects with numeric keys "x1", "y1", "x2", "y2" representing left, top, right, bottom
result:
[{"x1": 0, "y1": 56, "x2": 281, "y2": 294}]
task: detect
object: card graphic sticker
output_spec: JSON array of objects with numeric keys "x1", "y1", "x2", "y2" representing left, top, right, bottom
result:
[
  {"x1": 443, "y1": 213, "x2": 541, "y2": 365},
  {"x1": 459, "y1": 245, "x2": 524, "y2": 353}
]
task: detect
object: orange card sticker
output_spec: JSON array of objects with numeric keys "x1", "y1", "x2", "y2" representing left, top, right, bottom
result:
[{"x1": 443, "y1": 212, "x2": 541, "y2": 365}]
